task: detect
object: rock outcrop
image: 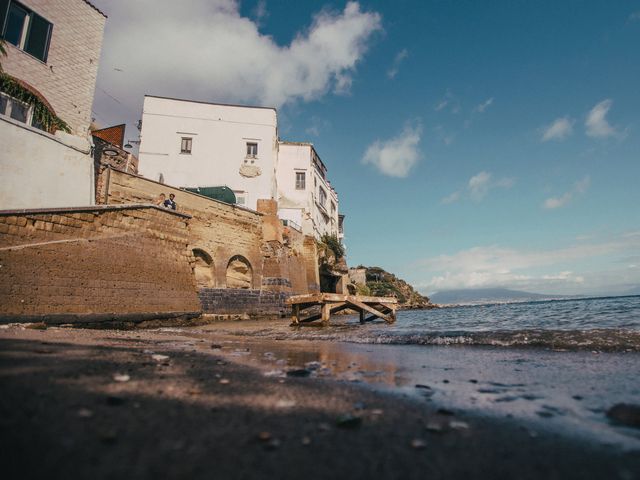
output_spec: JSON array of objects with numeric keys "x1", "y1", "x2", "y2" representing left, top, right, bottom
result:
[{"x1": 348, "y1": 266, "x2": 435, "y2": 309}]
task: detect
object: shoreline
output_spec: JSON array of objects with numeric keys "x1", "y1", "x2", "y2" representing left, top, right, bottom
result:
[{"x1": 1, "y1": 323, "x2": 639, "y2": 479}]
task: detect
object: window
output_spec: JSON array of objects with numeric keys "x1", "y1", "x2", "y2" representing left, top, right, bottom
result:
[
  {"x1": 0, "y1": 1, "x2": 53, "y2": 63},
  {"x1": 246, "y1": 142, "x2": 258, "y2": 157},
  {"x1": 295, "y1": 172, "x2": 306, "y2": 190},
  {"x1": 318, "y1": 186, "x2": 327, "y2": 206},
  {"x1": 180, "y1": 137, "x2": 192, "y2": 154}
]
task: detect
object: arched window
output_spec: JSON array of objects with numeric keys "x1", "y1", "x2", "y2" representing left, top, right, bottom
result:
[
  {"x1": 192, "y1": 249, "x2": 214, "y2": 288},
  {"x1": 226, "y1": 255, "x2": 253, "y2": 289}
]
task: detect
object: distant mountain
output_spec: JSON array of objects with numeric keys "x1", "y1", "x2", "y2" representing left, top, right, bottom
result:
[{"x1": 429, "y1": 288, "x2": 569, "y2": 305}]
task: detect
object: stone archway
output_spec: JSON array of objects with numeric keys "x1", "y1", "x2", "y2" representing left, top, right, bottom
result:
[
  {"x1": 226, "y1": 255, "x2": 253, "y2": 289},
  {"x1": 192, "y1": 248, "x2": 214, "y2": 288}
]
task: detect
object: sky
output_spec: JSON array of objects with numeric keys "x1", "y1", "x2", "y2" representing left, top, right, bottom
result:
[{"x1": 90, "y1": 0, "x2": 640, "y2": 296}]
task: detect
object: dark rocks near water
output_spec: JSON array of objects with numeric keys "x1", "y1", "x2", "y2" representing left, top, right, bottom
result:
[
  {"x1": 336, "y1": 414, "x2": 362, "y2": 429},
  {"x1": 286, "y1": 368, "x2": 312, "y2": 378},
  {"x1": 606, "y1": 403, "x2": 640, "y2": 428}
]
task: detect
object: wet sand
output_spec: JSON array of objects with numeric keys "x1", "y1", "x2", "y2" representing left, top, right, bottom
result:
[{"x1": 1, "y1": 323, "x2": 639, "y2": 479}]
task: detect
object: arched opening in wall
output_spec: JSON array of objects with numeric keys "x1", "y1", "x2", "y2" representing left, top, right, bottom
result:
[
  {"x1": 192, "y1": 249, "x2": 214, "y2": 288},
  {"x1": 226, "y1": 255, "x2": 253, "y2": 289}
]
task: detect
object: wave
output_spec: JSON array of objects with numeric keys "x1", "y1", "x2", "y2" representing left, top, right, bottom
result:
[{"x1": 226, "y1": 327, "x2": 640, "y2": 352}]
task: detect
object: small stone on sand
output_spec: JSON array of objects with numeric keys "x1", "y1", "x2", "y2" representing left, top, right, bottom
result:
[
  {"x1": 410, "y1": 438, "x2": 427, "y2": 449},
  {"x1": 113, "y1": 373, "x2": 130, "y2": 382}
]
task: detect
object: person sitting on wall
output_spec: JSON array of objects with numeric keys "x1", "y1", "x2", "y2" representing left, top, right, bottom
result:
[
  {"x1": 156, "y1": 193, "x2": 166, "y2": 206},
  {"x1": 164, "y1": 193, "x2": 177, "y2": 210}
]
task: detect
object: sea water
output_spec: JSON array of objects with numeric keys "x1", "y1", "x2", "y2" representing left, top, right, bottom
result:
[
  {"x1": 195, "y1": 295, "x2": 640, "y2": 448},
  {"x1": 221, "y1": 295, "x2": 640, "y2": 352}
]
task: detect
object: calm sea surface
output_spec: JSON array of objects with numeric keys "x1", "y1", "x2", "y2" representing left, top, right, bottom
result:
[{"x1": 224, "y1": 295, "x2": 640, "y2": 352}]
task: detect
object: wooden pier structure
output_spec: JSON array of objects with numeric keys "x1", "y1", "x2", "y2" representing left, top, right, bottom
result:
[{"x1": 286, "y1": 293, "x2": 398, "y2": 326}]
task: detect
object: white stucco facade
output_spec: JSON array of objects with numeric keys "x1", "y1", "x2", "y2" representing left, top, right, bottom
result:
[
  {"x1": 0, "y1": 116, "x2": 93, "y2": 209},
  {"x1": 138, "y1": 96, "x2": 278, "y2": 210},
  {"x1": 277, "y1": 142, "x2": 340, "y2": 239}
]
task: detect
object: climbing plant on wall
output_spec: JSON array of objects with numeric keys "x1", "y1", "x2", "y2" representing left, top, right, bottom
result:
[{"x1": 0, "y1": 40, "x2": 71, "y2": 133}]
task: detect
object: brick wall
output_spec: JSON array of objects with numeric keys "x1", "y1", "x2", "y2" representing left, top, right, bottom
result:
[
  {"x1": 1, "y1": 0, "x2": 106, "y2": 135},
  {"x1": 0, "y1": 205, "x2": 201, "y2": 323},
  {"x1": 198, "y1": 288, "x2": 289, "y2": 316}
]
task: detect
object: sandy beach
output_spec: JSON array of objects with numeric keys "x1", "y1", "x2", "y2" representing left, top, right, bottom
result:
[{"x1": 1, "y1": 322, "x2": 639, "y2": 480}]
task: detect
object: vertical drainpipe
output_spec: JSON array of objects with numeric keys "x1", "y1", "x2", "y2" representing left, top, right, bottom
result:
[{"x1": 104, "y1": 166, "x2": 111, "y2": 204}]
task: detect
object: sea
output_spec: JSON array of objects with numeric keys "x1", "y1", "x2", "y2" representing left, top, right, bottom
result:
[
  {"x1": 223, "y1": 295, "x2": 640, "y2": 352},
  {"x1": 196, "y1": 295, "x2": 640, "y2": 449}
]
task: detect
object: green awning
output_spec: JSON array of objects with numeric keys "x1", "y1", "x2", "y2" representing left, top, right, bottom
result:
[{"x1": 184, "y1": 186, "x2": 237, "y2": 204}]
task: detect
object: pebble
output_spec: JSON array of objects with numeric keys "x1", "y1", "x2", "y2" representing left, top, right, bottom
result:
[
  {"x1": 275, "y1": 399, "x2": 296, "y2": 408},
  {"x1": 77, "y1": 408, "x2": 93, "y2": 418},
  {"x1": 415, "y1": 384, "x2": 432, "y2": 390},
  {"x1": 410, "y1": 438, "x2": 427, "y2": 449},
  {"x1": 425, "y1": 420, "x2": 444, "y2": 433},
  {"x1": 151, "y1": 354, "x2": 169, "y2": 362},
  {"x1": 219, "y1": 378, "x2": 230, "y2": 385},
  {"x1": 211, "y1": 344, "x2": 222, "y2": 350},
  {"x1": 257, "y1": 431, "x2": 272, "y2": 441},
  {"x1": 449, "y1": 420, "x2": 470, "y2": 430},
  {"x1": 301, "y1": 436, "x2": 312, "y2": 446},
  {"x1": 336, "y1": 414, "x2": 362, "y2": 429},
  {"x1": 606, "y1": 403, "x2": 640, "y2": 428},
  {"x1": 370, "y1": 409, "x2": 384, "y2": 416},
  {"x1": 113, "y1": 373, "x2": 130, "y2": 382}
]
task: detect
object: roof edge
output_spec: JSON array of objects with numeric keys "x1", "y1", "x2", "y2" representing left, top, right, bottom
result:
[{"x1": 144, "y1": 94, "x2": 277, "y2": 113}]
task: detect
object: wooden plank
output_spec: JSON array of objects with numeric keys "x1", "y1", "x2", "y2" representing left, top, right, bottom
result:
[
  {"x1": 298, "y1": 302, "x2": 348, "y2": 324},
  {"x1": 321, "y1": 303, "x2": 331, "y2": 325},
  {"x1": 347, "y1": 299, "x2": 392, "y2": 323},
  {"x1": 291, "y1": 304, "x2": 300, "y2": 325}
]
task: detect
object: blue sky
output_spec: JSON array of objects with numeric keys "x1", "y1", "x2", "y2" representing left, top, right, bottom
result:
[{"x1": 91, "y1": 0, "x2": 640, "y2": 296}]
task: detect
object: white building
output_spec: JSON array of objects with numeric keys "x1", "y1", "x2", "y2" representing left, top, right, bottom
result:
[
  {"x1": 138, "y1": 95, "x2": 278, "y2": 210},
  {"x1": 276, "y1": 141, "x2": 340, "y2": 239},
  {"x1": 137, "y1": 95, "x2": 342, "y2": 240},
  {"x1": 0, "y1": 0, "x2": 106, "y2": 209}
]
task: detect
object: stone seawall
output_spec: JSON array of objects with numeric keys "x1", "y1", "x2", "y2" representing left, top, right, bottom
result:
[
  {"x1": 198, "y1": 288, "x2": 289, "y2": 316},
  {"x1": 0, "y1": 205, "x2": 201, "y2": 324}
]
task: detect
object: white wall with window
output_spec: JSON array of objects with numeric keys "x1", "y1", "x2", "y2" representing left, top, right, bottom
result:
[
  {"x1": 276, "y1": 141, "x2": 340, "y2": 240},
  {"x1": 138, "y1": 96, "x2": 278, "y2": 211}
]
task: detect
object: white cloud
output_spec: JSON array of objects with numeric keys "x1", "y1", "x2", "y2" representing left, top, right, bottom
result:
[
  {"x1": 543, "y1": 175, "x2": 590, "y2": 209},
  {"x1": 468, "y1": 171, "x2": 514, "y2": 201},
  {"x1": 362, "y1": 122, "x2": 422, "y2": 177},
  {"x1": 252, "y1": 0, "x2": 269, "y2": 25},
  {"x1": 416, "y1": 231, "x2": 640, "y2": 294},
  {"x1": 92, "y1": 0, "x2": 382, "y2": 126},
  {"x1": 387, "y1": 48, "x2": 408, "y2": 79},
  {"x1": 473, "y1": 97, "x2": 494, "y2": 113},
  {"x1": 585, "y1": 99, "x2": 618, "y2": 138},
  {"x1": 441, "y1": 171, "x2": 514, "y2": 205},
  {"x1": 441, "y1": 191, "x2": 460, "y2": 204},
  {"x1": 541, "y1": 116, "x2": 574, "y2": 142},
  {"x1": 305, "y1": 116, "x2": 331, "y2": 137},
  {"x1": 434, "y1": 89, "x2": 460, "y2": 114}
]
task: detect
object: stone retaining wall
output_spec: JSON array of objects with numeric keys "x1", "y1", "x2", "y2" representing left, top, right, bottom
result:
[
  {"x1": 0, "y1": 205, "x2": 201, "y2": 323},
  {"x1": 197, "y1": 288, "x2": 289, "y2": 316}
]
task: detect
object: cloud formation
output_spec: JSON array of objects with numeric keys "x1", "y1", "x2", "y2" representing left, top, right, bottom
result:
[
  {"x1": 387, "y1": 48, "x2": 408, "y2": 79},
  {"x1": 93, "y1": 0, "x2": 382, "y2": 126},
  {"x1": 434, "y1": 89, "x2": 461, "y2": 114},
  {"x1": 473, "y1": 97, "x2": 494, "y2": 113},
  {"x1": 541, "y1": 116, "x2": 574, "y2": 142},
  {"x1": 585, "y1": 99, "x2": 618, "y2": 138},
  {"x1": 362, "y1": 122, "x2": 422, "y2": 177},
  {"x1": 443, "y1": 171, "x2": 514, "y2": 203},
  {"x1": 629, "y1": 11, "x2": 640, "y2": 21},
  {"x1": 417, "y1": 231, "x2": 640, "y2": 294},
  {"x1": 543, "y1": 175, "x2": 590, "y2": 209}
]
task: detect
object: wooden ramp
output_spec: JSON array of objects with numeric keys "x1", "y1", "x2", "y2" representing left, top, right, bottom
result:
[{"x1": 286, "y1": 293, "x2": 398, "y2": 326}]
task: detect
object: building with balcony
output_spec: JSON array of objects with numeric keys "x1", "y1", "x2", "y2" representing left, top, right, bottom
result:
[{"x1": 276, "y1": 141, "x2": 340, "y2": 240}]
